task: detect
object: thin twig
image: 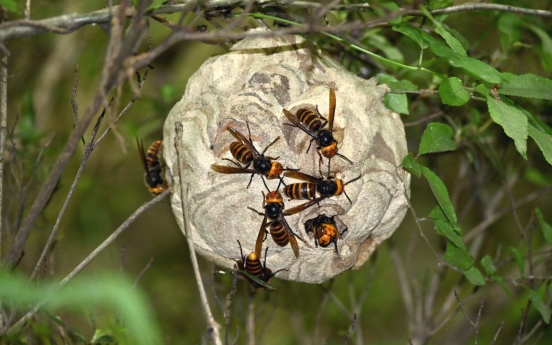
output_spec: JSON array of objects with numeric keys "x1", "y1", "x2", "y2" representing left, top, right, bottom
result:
[
  {"x1": 390, "y1": 242, "x2": 414, "y2": 321},
  {"x1": 318, "y1": 285, "x2": 354, "y2": 321},
  {"x1": 28, "y1": 99, "x2": 112, "y2": 282},
  {"x1": 514, "y1": 308, "x2": 527, "y2": 345},
  {"x1": 454, "y1": 290, "x2": 474, "y2": 326},
  {"x1": 6, "y1": 190, "x2": 170, "y2": 334},
  {"x1": 0, "y1": 1, "x2": 550, "y2": 42},
  {"x1": 405, "y1": 2, "x2": 552, "y2": 18},
  {"x1": 473, "y1": 298, "x2": 486, "y2": 345},
  {"x1": 174, "y1": 121, "x2": 222, "y2": 345},
  {"x1": 224, "y1": 271, "x2": 238, "y2": 345},
  {"x1": 490, "y1": 321, "x2": 504, "y2": 345},
  {"x1": 343, "y1": 313, "x2": 357, "y2": 345},
  {"x1": 70, "y1": 65, "x2": 79, "y2": 121},
  {"x1": 312, "y1": 282, "x2": 330, "y2": 344},
  {"x1": 247, "y1": 295, "x2": 255, "y2": 345},
  {"x1": 0, "y1": 43, "x2": 8, "y2": 261},
  {"x1": 24, "y1": 0, "x2": 31, "y2": 20},
  {"x1": 133, "y1": 257, "x2": 155, "y2": 288},
  {"x1": 464, "y1": 186, "x2": 552, "y2": 242},
  {"x1": 3, "y1": 3, "x2": 148, "y2": 267}
]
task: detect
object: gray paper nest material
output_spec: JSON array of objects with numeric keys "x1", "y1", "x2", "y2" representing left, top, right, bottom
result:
[{"x1": 163, "y1": 29, "x2": 410, "y2": 284}]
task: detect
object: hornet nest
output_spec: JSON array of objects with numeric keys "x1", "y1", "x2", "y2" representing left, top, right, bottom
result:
[{"x1": 163, "y1": 29, "x2": 410, "y2": 284}]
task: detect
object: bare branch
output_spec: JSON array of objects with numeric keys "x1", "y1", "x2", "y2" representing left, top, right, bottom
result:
[
  {"x1": 343, "y1": 313, "x2": 357, "y2": 345},
  {"x1": 465, "y1": 186, "x2": 552, "y2": 242},
  {"x1": 224, "y1": 271, "x2": 238, "y2": 345},
  {"x1": 0, "y1": 43, "x2": 8, "y2": 260},
  {"x1": 133, "y1": 257, "x2": 155, "y2": 288},
  {"x1": 454, "y1": 291, "x2": 474, "y2": 327},
  {"x1": 70, "y1": 65, "x2": 79, "y2": 122},
  {"x1": 0, "y1": 1, "x2": 549, "y2": 42},
  {"x1": 405, "y1": 2, "x2": 552, "y2": 18},
  {"x1": 28, "y1": 98, "x2": 112, "y2": 282},
  {"x1": 175, "y1": 121, "x2": 222, "y2": 345},
  {"x1": 3, "y1": 3, "x2": 149, "y2": 267},
  {"x1": 6, "y1": 190, "x2": 170, "y2": 334},
  {"x1": 490, "y1": 321, "x2": 504, "y2": 345}
]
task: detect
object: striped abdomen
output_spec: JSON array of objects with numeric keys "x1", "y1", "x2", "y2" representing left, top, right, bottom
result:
[
  {"x1": 245, "y1": 252, "x2": 263, "y2": 278},
  {"x1": 269, "y1": 221, "x2": 289, "y2": 247},
  {"x1": 230, "y1": 141, "x2": 254, "y2": 165},
  {"x1": 146, "y1": 140, "x2": 163, "y2": 168},
  {"x1": 296, "y1": 109, "x2": 323, "y2": 131},
  {"x1": 284, "y1": 183, "x2": 316, "y2": 200}
]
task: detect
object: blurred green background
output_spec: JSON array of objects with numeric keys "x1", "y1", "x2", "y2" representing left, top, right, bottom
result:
[{"x1": 3, "y1": 1, "x2": 552, "y2": 344}]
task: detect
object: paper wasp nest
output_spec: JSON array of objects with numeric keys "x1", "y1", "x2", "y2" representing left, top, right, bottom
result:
[{"x1": 163, "y1": 29, "x2": 410, "y2": 284}]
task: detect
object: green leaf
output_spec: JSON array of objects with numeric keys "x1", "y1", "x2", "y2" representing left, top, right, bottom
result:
[
  {"x1": 0, "y1": 0, "x2": 17, "y2": 12},
  {"x1": 469, "y1": 108, "x2": 481, "y2": 126},
  {"x1": 429, "y1": 206, "x2": 463, "y2": 245},
  {"x1": 429, "y1": 206, "x2": 472, "y2": 271},
  {"x1": 444, "y1": 242, "x2": 473, "y2": 270},
  {"x1": 524, "y1": 167, "x2": 552, "y2": 186},
  {"x1": 402, "y1": 153, "x2": 422, "y2": 177},
  {"x1": 499, "y1": 73, "x2": 552, "y2": 100},
  {"x1": 380, "y1": 1, "x2": 402, "y2": 25},
  {"x1": 428, "y1": 0, "x2": 453, "y2": 10},
  {"x1": 161, "y1": 84, "x2": 177, "y2": 104},
  {"x1": 535, "y1": 208, "x2": 552, "y2": 245},
  {"x1": 510, "y1": 247, "x2": 525, "y2": 277},
  {"x1": 438, "y1": 77, "x2": 470, "y2": 106},
  {"x1": 91, "y1": 330, "x2": 118, "y2": 343},
  {"x1": 421, "y1": 166, "x2": 458, "y2": 225},
  {"x1": 43, "y1": 309, "x2": 87, "y2": 343},
  {"x1": 419, "y1": 123, "x2": 456, "y2": 155},
  {"x1": 392, "y1": 22, "x2": 428, "y2": 49},
  {"x1": 526, "y1": 287, "x2": 551, "y2": 324},
  {"x1": 377, "y1": 74, "x2": 418, "y2": 91},
  {"x1": 487, "y1": 97, "x2": 528, "y2": 159},
  {"x1": 528, "y1": 125, "x2": 552, "y2": 166},
  {"x1": 474, "y1": 84, "x2": 488, "y2": 98},
  {"x1": 491, "y1": 275, "x2": 511, "y2": 297},
  {"x1": 18, "y1": 93, "x2": 42, "y2": 147},
  {"x1": 527, "y1": 25, "x2": 552, "y2": 72},
  {"x1": 434, "y1": 27, "x2": 467, "y2": 57},
  {"x1": 463, "y1": 266, "x2": 486, "y2": 286},
  {"x1": 0, "y1": 272, "x2": 162, "y2": 344},
  {"x1": 383, "y1": 93, "x2": 409, "y2": 115},
  {"x1": 365, "y1": 34, "x2": 404, "y2": 64},
  {"x1": 480, "y1": 255, "x2": 497, "y2": 275},
  {"x1": 148, "y1": 0, "x2": 165, "y2": 10},
  {"x1": 237, "y1": 270, "x2": 276, "y2": 291},
  {"x1": 441, "y1": 25, "x2": 469, "y2": 51},
  {"x1": 420, "y1": 30, "x2": 502, "y2": 83},
  {"x1": 497, "y1": 13, "x2": 523, "y2": 51}
]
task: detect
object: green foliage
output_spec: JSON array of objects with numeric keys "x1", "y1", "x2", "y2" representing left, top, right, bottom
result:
[
  {"x1": 526, "y1": 287, "x2": 551, "y2": 324},
  {"x1": 236, "y1": 269, "x2": 276, "y2": 291},
  {"x1": 378, "y1": 74, "x2": 418, "y2": 115},
  {"x1": 18, "y1": 93, "x2": 43, "y2": 149},
  {"x1": 0, "y1": 271, "x2": 162, "y2": 345},
  {"x1": 462, "y1": 266, "x2": 486, "y2": 286},
  {"x1": 418, "y1": 123, "x2": 456, "y2": 154},
  {"x1": 0, "y1": 0, "x2": 17, "y2": 12},
  {"x1": 421, "y1": 167, "x2": 458, "y2": 226},
  {"x1": 528, "y1": 126, "x2": 552, "y2": 165},
  {"x1": 510, "y1": 247, "x2": 525, "y2": 277},
  {"x1": 535, "y1": 208, "x2": 552, "y2": 246},
  {"x1": 499, "y1": 73, "x2": 552, "y2": 100},
  {"x1": 527, "y1": 25, "x2": 552, "y2": 72},
  {"x1": 487, "y1": 96, "x2": 528, "y2": 159},
  {"x1": 438, "y1": 77, "x2": 470, "y2": 106},
  {"x1": 402, "y1": 153, "x2": 421, "y2": 177}
]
